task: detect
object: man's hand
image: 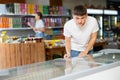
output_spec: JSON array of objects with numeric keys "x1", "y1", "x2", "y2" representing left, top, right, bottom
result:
[
  {"x1": 78, "y1": 51, "x2": 88, "y2": 57},
  {"x1": 64, "y1": 53, "x2": 70, "y2": 59}
]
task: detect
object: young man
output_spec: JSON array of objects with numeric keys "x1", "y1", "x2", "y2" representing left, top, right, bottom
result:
[{"x1": 63, "y1": 5, "x2": 99, "y2": 58}]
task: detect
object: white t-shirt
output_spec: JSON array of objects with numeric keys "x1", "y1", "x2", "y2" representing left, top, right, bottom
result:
[
  {"x1": 35, "y1": 19, "x2": 44, "y2": 33},
  {"x1": 63, "y1": 16, "x2": 99, "y2": 51}
]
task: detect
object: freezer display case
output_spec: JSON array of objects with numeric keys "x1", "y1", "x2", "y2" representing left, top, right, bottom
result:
[
  {"x1": 0, "y1": 49, "x2": 120, "y2": 80},
  {"x1": 93, "y1": 49, "x2": 120, "y2": 64}
]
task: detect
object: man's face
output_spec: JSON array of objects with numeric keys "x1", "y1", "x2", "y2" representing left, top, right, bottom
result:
[{"x1": 73, "y1": 14, "x2": 87, "y2": 27}]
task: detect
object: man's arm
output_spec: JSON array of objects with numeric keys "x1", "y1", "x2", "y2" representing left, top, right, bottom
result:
[
  {"x1": 79, "y1": 31, "x2": 98, "y2": 56},
  {"x1": 64, "y1": 36, "x2": 71, "y2": 59}
]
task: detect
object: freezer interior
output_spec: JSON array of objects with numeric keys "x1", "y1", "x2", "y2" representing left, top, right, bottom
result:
[
  {"x1": 93, "y1": 49, "x2": 120, "y2": 63},
  {"x1": 0, "y1": 49, "x2": 120, "y2": 80}
]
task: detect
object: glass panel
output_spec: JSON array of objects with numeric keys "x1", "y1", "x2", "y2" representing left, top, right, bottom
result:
[
  {"x1": 0, "y1": 49, "x2": 120, "y2": 80},
  {"x1": 0, "y1": 55, "x2": 102, "y2": 80}
]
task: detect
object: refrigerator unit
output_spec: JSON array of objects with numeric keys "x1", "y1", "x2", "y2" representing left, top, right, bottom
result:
[{"x1": 103, "y1": 9, "x2": 118, "y2": 38}]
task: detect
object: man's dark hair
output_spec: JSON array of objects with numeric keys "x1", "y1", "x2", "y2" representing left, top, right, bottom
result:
[
  {"x1": 73, "y1": 5, "x2": 87, "y2": 16},
  {"x1": 36, "y1": 12, "x2": 43, "y2": 19}
]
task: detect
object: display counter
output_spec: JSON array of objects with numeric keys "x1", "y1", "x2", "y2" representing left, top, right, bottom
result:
[
  {"x1": 0, "y1": 49, "x2": 120, "y2": 80},
  {"x1": 94, "y1": 41, "x2": 106, "y2": 48},
  {"x1": 93, "y1": 39, "x2": 107, "y2": 51},
  {"x1": 0, "y1": 42, "x2": 45, "y2": 69},
  {"x1": 46, "y1": 46, "x2": 65, "y2": 60}
]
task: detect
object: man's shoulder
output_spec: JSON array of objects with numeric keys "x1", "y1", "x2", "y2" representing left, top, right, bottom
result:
[
  {"x1": 65, "y1": 19, "x2": 74, "y2": 24},
  {"x1": 64, "y1": 19, "x2": 74, "y2": 29},
  {"x1": 88, "y1": 16, "x2": 96, "y2": 21}
]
